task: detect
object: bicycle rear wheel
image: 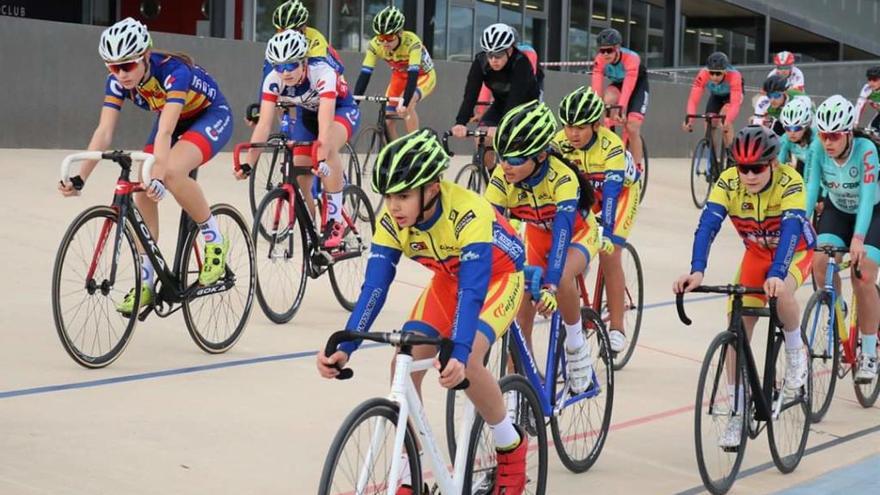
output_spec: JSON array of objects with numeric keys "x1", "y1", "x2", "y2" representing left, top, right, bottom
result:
[
  {"x1": 329, "y1": 185, "x2": 376, "y2": 311},
  {"x1": 596, "y1": 242, "x2": 644, "y2": 371},
  {"x1": 318, "y1": 397, "x2": 422, "y2": 495},
  {"x1": 690, "y1": 138, "x2": 713, "y2": 208},
  {"x1": 854, "y1": 284, "x2": 880, "y2": 407},
  {"x1": 248, "y1": 141, "x2": 286, "y2": 218},
  {"x1": 353, "y1": 125, "x2": 386, "y2": 214},
  {"x1": 550, "y1": 307, "x2": 614, "y2": 473},
  {"x1": 802, "y1": 290, "x2": 839, "y2": 422},
  {"x1": 252, "y1": 188, "x2": 309, "y2": 323},
  {"x1": 638, "y1": 136, "x2": 649, "y2": 203},
  {"x1": 464, "y1": 374, "x2": 548, "y2": 495},
  {"x1": 454, "y1": 163, "x2": 486, "y2": 194},
  {"x1": 694, "y1": 331, "x2": 748, "y2": 495},
  {"x1": 52, "y1": 206, "x2": 141, "y2": 368},
  {"x1": 182, "y1": 204, "x2": 255, "y2": 353},
  {"x1": 767, "y1": 332, "x2": 811, "y2": 473}
]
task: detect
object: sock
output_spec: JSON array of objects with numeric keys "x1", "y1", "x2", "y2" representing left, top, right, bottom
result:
[
  {"x1": 327, "y1": 191, "x2": 344, "y2": 222},
  {"x1": 727, "y1": 384, "x2": 745, "y2": 414},
  {"x1": 862, "y1": 333, "x2": 878, "y2": 359},
  {"x1": 564, "y1": 319, "x2": 585, "y2": 349},
  {"x1": 140, "y1": 254, "x2": 154, "y2": 290},
  {"x1": 783, "y1": 328, "x2": 804, "y2": 351},
  {"x1": 490, "y1": 416, "x2": 520, "y2": 451},
  {"x1": 198, "y1": 215, "x2": 223, "y2": 244}
]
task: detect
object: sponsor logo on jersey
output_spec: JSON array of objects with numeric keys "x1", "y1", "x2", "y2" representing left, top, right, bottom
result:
[
  {"x1": 163, "y1": 74, "x2": 176, "y2": 90},
  {"x1": 492, "y1": 280, "x2": 522, "y2": 318},
  {"x1": 781, "y1": 184, "x2": 803, "y2": 198},
  {"x1": 460, "y1": 250, "x2": 480, "y2": 262},
  {"x1": 379, "y1": 214, "x2": 399, "y2": 240},
  {"x1": 448, "y1": 209, "x2": 459, "y2": 223},
  {"x1": 454, "y1": 210, "x2": 477, "y2": 237},
  {"x1": 741, "y1": 202, "x2": 754, "y2": 211},
  {"x1": 409, "y1": 241, "x2": 428, "y2": 251},
  {"x1": 108, "y1": 79, "x2": 124, "y2": 97}
]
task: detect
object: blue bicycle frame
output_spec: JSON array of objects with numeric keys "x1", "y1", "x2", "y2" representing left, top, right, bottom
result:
[{"x1": 806, "y1": 256, "x2": 841, "y2": 358}]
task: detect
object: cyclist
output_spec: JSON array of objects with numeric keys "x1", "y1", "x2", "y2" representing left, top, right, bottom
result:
[
  {"x1": 238, "y1": 30, "x2": 360, "y2": 249},
  {"x1": 473, "y1": 39, "x2": 542, "y2": 123},
  {"x1": 777, "y1": 97, "x2": 816, "y2": 181},
  {"x1": 590, "y1": 27, "x2": 648, "y2": 174},
  {"x1": 316, "y1": 129, "x2": 530, "y2": 494},
  {"x1": 674, "y1": 125, "x2": 815, "y2": 448},
  {"x1": 554, "y1": 86, "x2": 639, "y2": 355},
  {"x1": 485, "y1": 101, "x2": 603, "y2": 394},
  {"x1": 767, "y1": 50, "x2": 805, "y2": 91},
  {"x1": 752, "y1": 74, "x2": 809, "y2": 135},
  {"x1": 805, "y1": 95, "x2": 880, "y2": 382},
  {"x1": 353, "y1": 6, "x2": 435, "y2": 138},
  {"x1": 683, "y1": 51, "x2": 744, "y2": 148},
  {"x1": 854, "y1": 66, "x2": 880, "y2": 130},
  {"x1": 58, "y1": 18, "x2": 233, "y2": 314}
]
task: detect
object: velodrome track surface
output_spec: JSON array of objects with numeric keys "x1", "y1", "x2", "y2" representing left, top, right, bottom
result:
[{"x1": 0, "y1": 150, "x2": 877, "y2": 494}]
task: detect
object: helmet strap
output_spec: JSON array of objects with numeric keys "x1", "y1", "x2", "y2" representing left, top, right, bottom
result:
[
  {"x1": 836, "y1": 134, "x2": 854, "y2": 160},
  {"x1": 417, "y1": 183, "x2": 441, "y2": 224}
]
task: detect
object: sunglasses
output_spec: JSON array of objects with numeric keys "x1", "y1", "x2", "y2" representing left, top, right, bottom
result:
[
  {"x1": 502, "y1": 155, "x2": 531, "y2": 166},
  {"x1": 106, "y1": 56, "x2": 143, "y2": 75},
  {"x1": 487, "y1": 50, "x2": 508, "y2": 60},
  {"x1": 598, "y1": 47, "x2": 616, "y2": 54},
  {"x1": 776, "y1": 65, "x2": 792, "y2": 71},
  {"x1": 784, "y1": 125, "x2": 804, "y2": 133},
  {"x1": 767, "y1": 91, "x2": 785, "y2": 100},
  {"x1": 819, "y1": 131, "x2": 847, "y2": 142},
  {"x1": 708, "y1": 70, "x2": 725, "y2": 77},
  {"x1": 273, "y1": 61, "x2": 302, "y2": 73},
  {"x1": 736, "y1": 162, "x2": 770, "y2": 175},
  {"x1": 377, "y1": 34, "x2": 397, "y2": 43}
]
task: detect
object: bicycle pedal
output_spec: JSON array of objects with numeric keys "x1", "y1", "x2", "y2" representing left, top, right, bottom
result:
[
  {"x1": 136, "y1": 304, "x2": 155, "y2": 321},
  {"x1": 721, "y1": 445, "x2": 740, "y2": 453}
]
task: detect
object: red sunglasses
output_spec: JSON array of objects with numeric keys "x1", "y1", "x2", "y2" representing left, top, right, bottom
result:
[
  {"x1": 819, "y1": 131, "x2": 847, "y2": 142},
  {"x1": 377, "y1": 34, "x2": 397, "y2": 43},
  {"x1": 106, "y1": 57, "x2": 143, "y2": 75},
  {"x1": 735, "y1": 162, "x2": 770, "y2": 175}
]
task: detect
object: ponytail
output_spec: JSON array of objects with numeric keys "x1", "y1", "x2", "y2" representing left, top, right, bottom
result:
[
  {"x1": 150, "y1": 49, "x2": 195, "y2": 67},
  {"x1": 547, "y1": 146, "x2": 594, "y2": 212}
]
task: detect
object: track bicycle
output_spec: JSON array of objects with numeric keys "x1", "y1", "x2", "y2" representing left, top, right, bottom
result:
[
  {"x1": 685, "y1": 113, "x2": 728, "y2": 208},
  {"x1": 605, "y1": 105, "x2": 648, "y2": 203},
  {"x1": 351, "y1": 95, "x2": 403, "y2": 214},
  {"x1": 441, "y1": 129, "x2": 492, "y2": 194}
]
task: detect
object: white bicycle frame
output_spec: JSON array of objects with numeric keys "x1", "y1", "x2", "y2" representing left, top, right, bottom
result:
[{"x1": 355, "y1": 353, "x2": 479, "y2": 495}]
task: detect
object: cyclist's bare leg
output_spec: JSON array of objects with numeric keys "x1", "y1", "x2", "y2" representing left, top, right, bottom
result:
[
  {"x1": 719, "y1": 103, "x2": 734, "y2": 148},
  {"x1": 133, "y1": 191, "x2": 159, "y2": 248},
  {"x1": 811, "y1": 251, "x2": 844, "y2": 294},
  {"x1": 319, "y1": 121, "x2": 348, "y2": 194},
  {"x1": 853, "y1": 258, "x2": 880, "y2": 338},
  {"x1": 162, "y1": 140, "x2": 211, "y2": 223},
  {"x1": 625, "y1": 114, "x2": 645, "y2": 167},
  {"x1": 558, "y1": 247, "x2": 589, "y2": 326},
  {"x1": 600, "y1": 246, "x2": 626, "y2": 332},
  {"x1": 386, "y1": 116, "x2": 400, "y2": 141},
  {"x1": 602, "y1": 86, "x2": 621, "y2": 127},
  {"x1": 403, "y1": 92, "x2": 421, "y2": 134},
  {"x1": 293, "y1": 154, "x2": 317, "y2": 220}
]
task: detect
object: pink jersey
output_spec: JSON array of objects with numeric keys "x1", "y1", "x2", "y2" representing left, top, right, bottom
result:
[
  {"x1": 686, "y1": 68, "x2": 744, "y2": 125},
  {"x1": 591, "y1": 48, "x2": 644, "y2": 111}
]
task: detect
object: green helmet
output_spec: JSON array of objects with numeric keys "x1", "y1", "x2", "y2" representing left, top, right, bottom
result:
[
  {"x1": 272, "y1": 0, "x2": 308, "y2": 30},
  {"x1": 373, "y1": 129, "x2": 449, "y2": 194},
  {"x1": 494, "y1": 101, "x2": 558, "y2": 159},
  {"x1": 372, "y1": 6, "x2": 405, "y2": 35},
  {"x1": 558, "y1": 86, "x2": 605, "y2": 126}
]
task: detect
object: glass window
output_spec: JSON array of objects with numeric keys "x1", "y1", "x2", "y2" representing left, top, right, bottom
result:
[
  {"x1": 525, "y1": 0, "x2": 544, "y2": 11},
  {"x1": 449, "y1": 6, "x2": 475, "y2": 62},
  {"x1": 680, "y1": 24, "x2": 698, "y2": 67},
  {"x1": 611, "y1": 0, "x2": 628, "y2": 44},
  {"x1": 745, "y1": 36, "x2": 760, "y2": 64},
  {"x1": 568, "y1": 0, "x2": 590, "y2": 62},
  {"x1": 363, "y1": 0, "x2": 388, "y2": 39},
  {"x1": 432, "y1": 0, "x2": 448, "y2": 60},
  {"x1": 649, "y1": 2, "x2": 664, "y2": 30},
  {"x1": 501, "y1": 0, "x2": 522, "y2": 32},
  {"x1": 523, "y1": 16, "x2": 545, "y2": 60},
  {"x1": 646, "y1": 34, "x2": 664, "y2": 68},
  {"x1": 731, "y1": 32, "x2": 746, "y2": 65},
  {"x1": 629, "y1": 0, "x2": 647, "y2": 53},
  {"x1": 592, "y1": 0, "x2": 608, "y2": 21},
  {"x1": 476, "y1": 0, "x2": 498, "y2": 49},
  {"x1": 331, "y1": 0, "x2": 361, "y2": 51}
]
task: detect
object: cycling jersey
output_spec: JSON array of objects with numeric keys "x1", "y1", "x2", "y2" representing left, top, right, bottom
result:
[
  {"x1": 260, "y1": 58, "x2": 354, "y2": 112},
  {"x1": 103, "y1": 53, "x2": 224, "y2": 120},
  {"x1": 766, "y1": 66, "x2": 805, "y2": 91},
  {"x1": 341, "y1": 181, "x2": 524, "y2": 364},
  {"x1": 485, "y1": 155, "x2": 595, "y2": 286},
  {"x1": 476, "y1": 43, "x2": 542, "y2": 111},
  {"x1": 692, "y1": 165, "x2": 815, "y2": 280},
  {"x1": 257, "y1": 26, "x2": 344, "y2": 99},
  {"x1": 552, "y1": 127, "x2": 638, "y2": 244},
  {"x1": 354, "y1": 30, "x2": 435, "y2": 107},
  {"x1": 686, "y1": 67, "x2": 744, "y2": 125},
  {"x1": 753, "y1": 90, "x2": 809, "y2": 121},
  {"x1": 855, "y1": 83, "x2": 880, "y2": 122},
  {"x1": 805, "y1": 136, "x2": 880, "y2": 237},
  {"x1": 455, "y1": 49, "x2": 540, "y2": 126},
  {"x1": 591, "y1": 48, "x2": 648, "y2": 112}
]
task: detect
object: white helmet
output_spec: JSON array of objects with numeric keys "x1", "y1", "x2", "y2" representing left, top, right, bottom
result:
[
  {"x1": 265, "y1": 29, "x2": 308, "y2": 64},
  {"x1": 99, "y1": 17, "x2": 151, "y2": 63},
  {"x1": 481, "y1": 23, "x2": 516, "y2": 53},
  {"x1": 780, "y1": 97, "x2": 813, "y2": 128},
  {"x1": 815, "y1": 95, "x2": 855, "y2": 132}
]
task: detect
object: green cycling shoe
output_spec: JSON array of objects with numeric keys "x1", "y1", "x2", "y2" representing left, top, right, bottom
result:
[
  {"x1": 116, "y1": 285, "x2": 154, "y2": 315},
  {"x1": 199, "y1": 237, "x2": 230, "y2": 286}
]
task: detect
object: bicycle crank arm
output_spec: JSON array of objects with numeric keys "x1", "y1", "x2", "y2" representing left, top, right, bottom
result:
[{"x1": 184, "y1": 280, "x2": 235, "y2": 299}]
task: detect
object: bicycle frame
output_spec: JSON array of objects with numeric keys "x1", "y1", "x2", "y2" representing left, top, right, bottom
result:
[
  {"x1": 353, "y1": 95, "x2": 402, "y2": 143},
  {"x1": 808, "y1": 249, "x2": 859, "y2": 367}
]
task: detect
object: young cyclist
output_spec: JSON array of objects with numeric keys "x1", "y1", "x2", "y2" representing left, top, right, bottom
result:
[
  {"x1": 353, "y1": 5, "x2": 436, "y2": 137},
  {"x1": 805, "y1": 95, "x2": 880, "y2": 382},
  {"x1": 473, "y1": 39, "x2": 542, "y2": 123},
  {"x1": 683, "y1": 51, "x2": 744, "y2": 148},
  {"x1": 590, "y1": 27, "x2": 649, "y2": 173},
  {"x1": 854, "y1": 66, "x2": 880, "y2": 130},
  {"x1": 752, "y1": 75, "x2": 809, "y2": 135},
  {"x1": 485, "y1": 101, "x2": 603, "y2": 394},
  {"x1": 317, "y1": 129, "x2": 530, "y2": 494},
  {"x1": 554, "y1": 86, "x2": 639, "y2": 355},
  {"x1": 674, "y1": 125, "x2": 815, "y2": 448},
  {"x1": 777, "y1": 97, "x2": 816, "y2": 180},
  {"x1": 238, "y1": 30, "x2": 360, "y2": 249},
  {"x1": 58, "y1": 18, "x2": 233, "y2": 313},
  {"x1": 767, "y1": 51, "x2": 805, "y2": 91}
]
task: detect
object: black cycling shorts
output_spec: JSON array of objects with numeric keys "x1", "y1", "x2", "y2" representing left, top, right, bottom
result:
[
  {"x1": 816, "y1": 197, "x2": 880, "y2": 252},
  {"x1": 610, "y1": 77, "x2": 650, "y2": 117},
  {"x1": 706, "y1": 94, "x2": 731, "y2": 115}
]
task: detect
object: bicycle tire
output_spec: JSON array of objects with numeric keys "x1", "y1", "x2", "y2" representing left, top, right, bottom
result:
[
  {"x1": 638, "y1": 135, "x2": 649, "y2": 203},
  {"x1": 464, "y1": 374, "x2": 547, "y2": 495},
  {"x1": 767, "y1": 331, "x2": 811, "y2": 474},
  {"x1": 252, "y1": 188, "x2": 309, "y2": 324},
  {"x1": 353, "y1": 125, "x2": 386, "y2": 214},
  {"x1": 853, "y1": 284, "x2": 880, "y2": 407},
  {"x1": 802, "y1": 290, "x2": 839, "y2": 422},
  {"x1": 52, "y1": 206, "x2": 141, "y2": 368},
  {"x1": 318, "y1": 397, "x2": 423, "y2": 495},
  {"x1": 690, "y1": 138, "x2": 712, "y2": 208},
  {"x1": 601, "y1": 242, "x2": 644, "y2": 371},
  {"x1": 248, "y1": 140, "x2": 285, "y2": 219},
  {"x1": 550, "y1": 307, "x2": 614, "y2": 473},
  {"x1": 694, "y1": 331, "x2": 748, "y2": 495},
  {"x1": 454, "y1": 162, "x2": 485, "y2": 194},
  {"x1": 329, "y1": 185, "x2": 376, "y2": 311},
  {"x1": 181, "y1": 203, "x2": 255, "y2": 353}
]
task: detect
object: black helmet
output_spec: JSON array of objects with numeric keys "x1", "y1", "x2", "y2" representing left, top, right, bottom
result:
[
  {"x1": 706, "y1": 52, "x2": 729, "y2": 71},
  {"x1": 867, "y1": 66, "x2": 880, "y2": 79},
  {"x1": 731, "y1": 125, "x2": 780, "y2": 165},
  {"x1": 763, "y1": 75, "x2": 788, "y2": 94},
  {"x1": 596, "y1": 28, "x2": 622, "y2": 47}
]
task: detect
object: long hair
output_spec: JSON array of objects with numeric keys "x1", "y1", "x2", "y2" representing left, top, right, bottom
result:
[
  {"x1": 546, "y1": 146, "x2": 595, "y2": 212},
  {"x1": 150, "y1": 49, "x2": 195, "y2": 67}
]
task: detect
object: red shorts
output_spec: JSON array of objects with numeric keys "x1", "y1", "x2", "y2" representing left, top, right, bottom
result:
[{"x1": 732, "y1": 248, "x2": 813, "y2": 308}]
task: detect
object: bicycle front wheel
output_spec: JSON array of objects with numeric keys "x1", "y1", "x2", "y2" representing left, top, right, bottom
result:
[
  {"x1": 454, "y1": 162, "x2": 486, "y2": 194},
  {"x1": 690, "y1": 138, "x2": 713, "y2": 208},
  {"x1": 329, "y1": 185, "x2": 376, "y2": 311},
  {"x1": 550, "y1": 307, "x2": 614, "y2": 473},
  {"x1": 802, "y1": 290, "x2": 839, "y2": 422},
  {"x1": 638, "y1": 136, "x2": 649, "y2": 203},
  {"x1": 854, "y1": 284, "x2": 880, "y2": 407},
  {"x1": 600, "y1": 242, "x2": 644, "y2": 371},
  {"x1": 252, "y1": 188, "x2": 309, "y2": 323},
  {"x1": 52, "y1": 206, "x2": 141, "y2": 368},
  {"x1": 694, "y1": 331, "x2": 748, "y2": 495},
  {"x1": 465, "y1": 374, "x2": 547, "y2": 495},
  {"x1": 248, "y1": 142, "x2": 286, "y2": 218},
  {"x1": 182, "y1": 204, "x2": 255, "y2": 353},
  {"x1": 318, "y1": 397, "x2": 422, "y2": 495},
  {"x1": 767, "y1": 332, "x2": 811, "y2": 473}
]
